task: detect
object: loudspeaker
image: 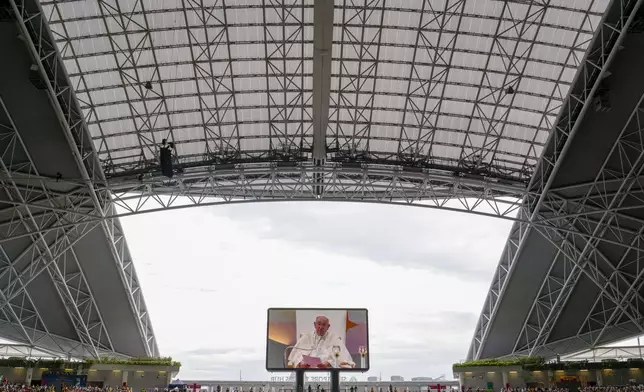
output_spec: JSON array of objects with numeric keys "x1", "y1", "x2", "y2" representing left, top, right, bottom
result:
[{"x1": 160, "y1": 146, "x2": 173, "y2": 178}]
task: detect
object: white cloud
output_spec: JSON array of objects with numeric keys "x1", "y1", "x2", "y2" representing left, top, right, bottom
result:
[
  {"x1": 119, "y1": 201, "x2": 513, "y2": 381},
  {"x1": 210, "y1": 202, "x2": 513, "y2": 282}
]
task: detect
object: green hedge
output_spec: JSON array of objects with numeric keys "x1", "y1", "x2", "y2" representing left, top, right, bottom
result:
[
  {"x1": 453, "y1": 357, "x2": 545, "y2": 369},
  {"x1": 525, "y1": 359, "x2": 644, "y2": 371},
  {"x1": 453, "y1": 358, "x2": 644, "y2": 371},
  {"x1": 85, "y1": 357, "x2": 181, "y2": 367},
  {"x1": 0, "y1": 356, "x2": 180, "y2": 369}
]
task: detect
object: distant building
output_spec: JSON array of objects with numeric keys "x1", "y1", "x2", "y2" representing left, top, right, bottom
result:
[
  {"x1": 411, "y1": 378, "x2": 433, "y2": 382},
  {"x1": 391, "y1": 376, "x2": 404, "y2": 382},
  {"x1": 367, "y1": 377, "x2": 379, "y2": 382}
]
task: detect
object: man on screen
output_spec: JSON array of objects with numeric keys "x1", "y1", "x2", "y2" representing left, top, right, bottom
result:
[{"x1": 287, "y1": 315, "x2": 356, "y2": 369}]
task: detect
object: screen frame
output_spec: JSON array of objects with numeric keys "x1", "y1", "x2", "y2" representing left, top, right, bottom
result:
[{"x1": 265, "y1": 307, "x2": 370, "y2": 373}]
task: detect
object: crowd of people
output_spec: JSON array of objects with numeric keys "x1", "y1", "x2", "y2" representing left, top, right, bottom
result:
[
  {"x1": 208, "y1": 386, "x2": 453, "y2": 392},
  {"x1": 212, "y1": 386, "x2": 644, "y2": 392},
  {"x1": 179, "y1": 387, "x2": 438, "y2": 392},
  {"x1": 496, "y1": 388, "x2": 644, "y2": 392},
  {"x1": 0, "y1": 386, "x2": 144, "y2": 392},
  {"x1": 0, "y1": 386, "x2": 55, "y2": 392},
  {"x1": 579, "y1": 388, "x2": 644, "y2": 392},
  {"x1": 0, "y1": 386, "x2": 452, "y2": 392},
  {"x1": 1, "y1": 384, "x2": 644, "y2": 392},
  {"x1": 498, "y1": 389, "x2": 570, "y2": 392}
]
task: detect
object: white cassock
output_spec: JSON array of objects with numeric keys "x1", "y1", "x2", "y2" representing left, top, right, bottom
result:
[{"x1": 287, "y1": 331, "x2": 355, "y2": 368}]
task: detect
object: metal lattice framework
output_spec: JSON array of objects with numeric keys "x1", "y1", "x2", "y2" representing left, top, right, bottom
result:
[
  {"x1": 0, "y1": 97, "x2": 109, "y2": 358},
  {"x1": 0, "y1": 343, "x2": 71, "y2": 359},
  {"x1": 563, "y1": 345, "x2": 644, "y2": 361},
  {"x1": 511, "y1": 88, "x2": 644, "y2": 358},
  {"x1": 469, "y1": 0, "x2": 644, "y2": 360},
  {"x1": 0, "y1": 0, "x2": 157, "y2": 358},
  {"x1": 1, "y1": 0, "x2": 642, "y2": 359},
  {"x1": 27, "y1": 0, "x2": 607, "y2": 222},
  {"x1": 41, "y1": 0, "x2": 603, "y2": 187}
]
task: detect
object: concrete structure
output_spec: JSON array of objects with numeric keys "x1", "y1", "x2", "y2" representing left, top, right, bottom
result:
[
  {"x1": 0, "y1": 364, "x2": 179, "y2": 390},
  {"x1": 454, "y1": 366, "x2": 523, "y2": 390},
  {"x1": 454, "y1": 366, "x2": 644, "y2": 390},
  {"x1": 0, "y1": 0, "x2": 642, "y2": 363}
]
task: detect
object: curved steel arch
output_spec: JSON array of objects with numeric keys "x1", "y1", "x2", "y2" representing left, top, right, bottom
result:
[{"x1": 0, "y1": 163, "x2": 524, "y2": 244}]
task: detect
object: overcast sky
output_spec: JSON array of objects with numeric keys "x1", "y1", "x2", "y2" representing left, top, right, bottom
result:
[{"x1": 119, "y1": 201, "x2": 515, "y2": 381}]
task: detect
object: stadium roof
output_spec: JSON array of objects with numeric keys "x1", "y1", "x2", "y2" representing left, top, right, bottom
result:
[
  {"x1": 467, "y1": 0, "x2": 644, "y2": 359},
  {"x1": 2, "y1": 0, "x2": 641, "y2": 360},
  {"x1": 42, "y1": 0, "x2": 606, "y2": 185}
]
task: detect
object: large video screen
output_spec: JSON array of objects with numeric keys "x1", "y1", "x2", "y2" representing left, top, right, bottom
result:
[{"x1": 266, "y1": 308, "x2": 369, "y2": 372}]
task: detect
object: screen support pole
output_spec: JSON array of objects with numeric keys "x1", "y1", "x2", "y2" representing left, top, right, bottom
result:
[
  {"x1": 330, "y1": 370, "x2": 340, "y2": 392},
  {"x1": 295, "y1": 370, "x2": 305, "y2": 392}
]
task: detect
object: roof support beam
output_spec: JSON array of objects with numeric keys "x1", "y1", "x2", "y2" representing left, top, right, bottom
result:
[
  {"x1": 2, "y1": 167, "x2": 525, "y2": 241},
  {"x1": 0, "y1": 80, "x2": 113, "y2": 357},
  {"x1": 563, "y1": 345, "x2": 644, "y2": 361},
  {"x1": 8, "y1": 0, "x2": 159, "y2": 357},
  {"x1": 513, "y1": 90, "x2": 644, "y2": 357},
  {"x1": 312, "y1": 0, "x2": 334, "y2": 164},
  {"x1": 469, "y1": 0, "x2": 644, "y2": 360}
]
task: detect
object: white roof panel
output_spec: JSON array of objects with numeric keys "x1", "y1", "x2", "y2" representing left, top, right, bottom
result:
[
  {"x1": 328, "y1": 0, "x2": 605, "y2": 179},
  {"x1": 41, "y1": 0, "x2": 607, "y2": 181}
]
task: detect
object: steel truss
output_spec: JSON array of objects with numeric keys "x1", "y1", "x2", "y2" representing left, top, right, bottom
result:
[
  {"x1": 514, "y1": 90, "x2": 644, "y2": 357},
  {"x1": 563, "y1": 345, "x2": 644, "y2": 361},
  {"x1": 0, "y1": 343, "x2": 80, "y2": 359},
  {"x1": 0, "y1": 164, "x2": 524, "y2": 243},
  {"x1": 3, "y1": 0, "x2": 628, "y2": 360},
  {"x1": 0, "y1": 95, "x2": 112, "y2": 357},
  {"x1": 326, "y1": 0, "x2": 596, "y2": 182},
  {"x1": 2, "y1": 161, "x2": 640, "y2": 255},
  {"x1": 44, "y1": 0, "x2": 314, "y2": 176},
  {"x1": 4, "y1": 0, "x2": 158, "y2": 357},
  {"x1": 40, "y1": 0, "x2": 601, "y2": 184},
  {"x1": 469, "y1": 0, "x2": 644, "y2": 360}
]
